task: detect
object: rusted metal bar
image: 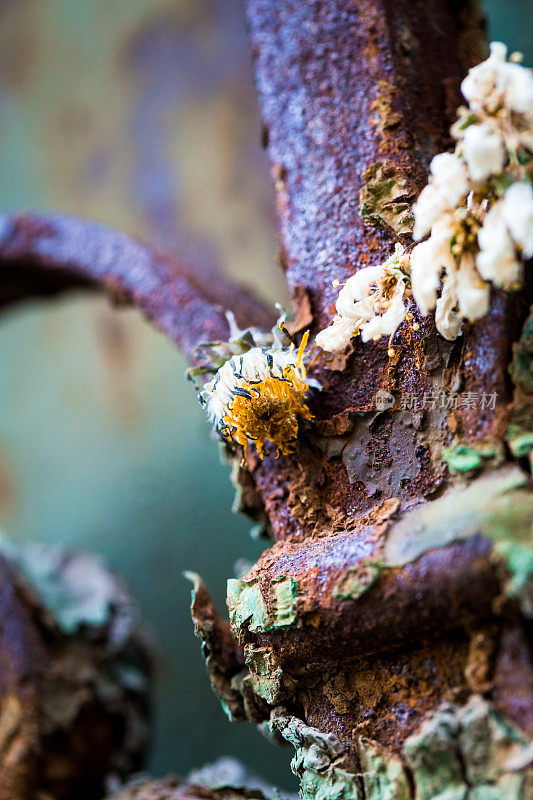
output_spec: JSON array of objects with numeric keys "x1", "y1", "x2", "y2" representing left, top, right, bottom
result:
[
  {"x1": 0, "y1": 545, "x2": 151, "y2": 800},
  {"x1": 0, "y1": 213, "x2": 275, "y2": 367},
  {"x1": 0, "y1": 2, "x2": 530, "y2": 796}
]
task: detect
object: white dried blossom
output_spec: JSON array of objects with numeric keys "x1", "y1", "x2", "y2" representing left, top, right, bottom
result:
[
  {"x1": 360, "y1": 286, "x2": 407, "y2": 343},
  {"x1": 410, "y1": 42, "x2": 533, "y2": 340},
  {"x1": 315, "y1": 316, "x2": 356, "y2": 352},
  {"x1": 413, "y1": 153, "x2": 469, "y2": 240},
  {"x1": 316, "y1": 244, "x2": 411, "y2": 353},
  {"x1": 502, "y1": 181, "x2": 533, "y2": 258},
  {"x1": 461, "y1": 41, "x2": 533, "y2": 118},
  {"x1": 435, "y1": 272, "x2": 462, "y2": 341},
  {"x1": 201, "y1": 336, "x2": 315, "y2": 459},
  {"x1": 430, "y1": 153, "x2": 470, "y2": 206},
  {"x1": 476, "y1": 201, "x2": 522, "y2": 286},
  {"x1": 455, "y1": 253, "x2": 489, "y2": 320},
  {"x1": 462, "y1": 122, "x2": 505, "y2": 181},
  {"x1": 411, "y1": 217, "x2": 455, "y2": 315}
]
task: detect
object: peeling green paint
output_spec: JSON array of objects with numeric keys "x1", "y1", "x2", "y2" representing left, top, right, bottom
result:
[
  {"x1": 384, "y1": 466, "x2": 527, "y2": 567},
  {"x1": 444, "y1": 444, "x2": 482, "y2": 473},
  {"x1": 507, "y1": 427, "x2": 533, "y2": 460},
  {"x1": 481, "y1": 490, "x2": 533, "y2": 547},
  {"x1": 244, "y1": 645, "x2": 284, "y2": 705},
  {"x1": 229, "y1": 671, "x2": 269, "y2": 724},
  {"x1": 496, "y1": 541, "x2": 533, "y2": 618},
  {"x1": 477, "y1": 490, "x2": 533, "y2": 618},
  {"x1": 298, "y1": 766, "x2": 360, "y2": 800},
  {"x1": 227, "y1": 578, "x2": 270, "y2": 633},
  {"x1": 270, "y1": 710, "x2": 359, "y2": 800},
  {"x1": 332, "y1": 562, "x2": 381, "y2": 601},
  {"x1": 270, "y1": 576, "x2": 298, "y2": 628},
  {"x1": 403, "y1": 697, "x2": 533, "y2": 800},
  {"x1": 404, "y1": 704, "x2": 466, "y2": 800},
  {"x1": 185, "y1": 571, "x2": 248, "y2": 723},
  {"x1": 443, "y1": 443, "x2": 502, "y2": 474},
  {"x1": 0, "y1": 535, "x2": 126, "y2": 634},
  {"x1": 227, "y1": 576, "x2": 298, "y2": 633},
  {"x1": 384, "y1": 466, "x2": 533, "y2": 617},
  {"x1": 228, "y1": 575, "x2": 297, "y2": 632},
  {"x1": 458, "y1": 695, "x2": 528, "y2": 784},
  {"x1": 358, "y1": 737, "x2": 410, "y2": 800},
  {"x1": 359, "y1": 161, "x2": 415, "y2": 236},
  {"x1": 270, "y1": 699, "x2": 532, "y2": 800}
]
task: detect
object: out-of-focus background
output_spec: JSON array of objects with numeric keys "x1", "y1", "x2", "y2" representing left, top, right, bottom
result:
[{"x1": 0, "y1": 0, "x2": 530, "y2": 790}]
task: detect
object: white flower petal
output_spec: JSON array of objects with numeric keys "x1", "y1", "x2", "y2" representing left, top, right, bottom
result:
[
  {"x1": 360, "y1": 290, "x2": 407, "y2": 342},
  {"x1": 477, "y1": 201, "x2": 522, "y2": 285},
  {"x1": 501, "y1": 61, "x2": 533, "y2": 116},
  {"x1": 410, "y1": 240, "x2": 441, "y2": 315},
  {"x1": 337, "y1": 266, "x2": 383, "y2": 314},
  {"x1": 502, "y1": 181, "x2": 533, "y2": 258},
  {"x1": 461, "y1": 42, "x2": 507, "y2": 110},
  {"x1": 429, "y1": 152, "x2": 470, "y2": 206},
  {"x1": 462, "y1": 123, "x2": 505, "y2": 181},
  {"x1": 411, "y1": 218, "x2": 455, "y2": 315},
  {"x1": 456, "y1": 254, "x2": 490, "y2": 320},
  {"x1": 315, "y1": 316, "x2": 355, "y2": 352},
  {"x1": 435, "y1": 272, "x2": 462, "y2": 340},
  {"x1": 413, "y1": 184, "x2": 447, "y2": 240}
]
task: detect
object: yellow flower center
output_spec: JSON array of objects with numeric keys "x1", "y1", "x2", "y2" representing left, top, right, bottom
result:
[{"x1": 220, "y1": 333, "x2": 312, "y2": 460}]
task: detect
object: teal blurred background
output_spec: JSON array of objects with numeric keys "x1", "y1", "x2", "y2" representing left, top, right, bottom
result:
[{"x1": 0, "y1": 0, "x2": 530, "y2": 790}]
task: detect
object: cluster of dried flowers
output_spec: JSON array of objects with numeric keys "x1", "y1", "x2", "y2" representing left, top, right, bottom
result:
[
  {"x1": 411, "y1": 42, "x2": 533, "y2": 339},
  {"x1": 196, "y1": 43, "x2": 533, "y2": 458},
  {"x1": 315, "y1": 244, "x2": 412, "y2": 354}
]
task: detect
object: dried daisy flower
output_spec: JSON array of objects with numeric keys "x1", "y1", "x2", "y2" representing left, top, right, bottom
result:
[
  {"x1": 199, "y1": 331, "x2": 316, "y2": 460},
  {"x1": 411, "y1": 42, "x2": 533, "y2": 340},
  {"x1": 316, "y1": 244, "x2": 411, "y2": 353}
]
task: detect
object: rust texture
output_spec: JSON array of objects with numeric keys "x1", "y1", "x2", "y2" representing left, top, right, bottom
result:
[
  {"x1": 0, "y1": 213, "x2": 275, "y2": 367},
  {"x1": 0, "y1": 546, "x2": 152, "y2": 800},
  {"x1": 0, "y1": 0, "x2": 531, "y2": 794}
]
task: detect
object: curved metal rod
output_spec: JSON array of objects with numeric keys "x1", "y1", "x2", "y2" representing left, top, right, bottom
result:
[{"x1": 0, "y1": 213, "x2": 276, "y2": 367}]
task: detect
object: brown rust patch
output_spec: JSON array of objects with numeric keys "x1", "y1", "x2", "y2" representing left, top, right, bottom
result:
[{"x1": 303, "y1": 632, "x2": 474, "y2": 755}]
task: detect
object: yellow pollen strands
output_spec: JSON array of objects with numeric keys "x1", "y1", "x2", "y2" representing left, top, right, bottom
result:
[{"x1": 203, "y1": 331, "x2": 313, "y2": 461}]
